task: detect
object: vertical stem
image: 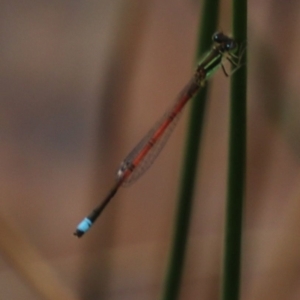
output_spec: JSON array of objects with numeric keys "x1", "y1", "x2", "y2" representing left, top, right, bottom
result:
[
  {"x1": 161, "y1": 1, "x2": 220, "y2": 299},
  {"x1": 221, "y1": 0, "x2": 247, "y2": 300}
]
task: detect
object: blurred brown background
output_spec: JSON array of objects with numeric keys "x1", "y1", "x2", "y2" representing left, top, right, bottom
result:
[{"x1": 1, "y1": 0, "x2": 300, "y2": 299}]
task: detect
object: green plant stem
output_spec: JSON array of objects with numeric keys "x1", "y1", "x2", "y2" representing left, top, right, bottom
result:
[
  {"x1": 221, "y1": 0, "x2": 247, "y2": 300},
  {"x1": 161, "y1": 1, "x2": 220, "y2": 299}
]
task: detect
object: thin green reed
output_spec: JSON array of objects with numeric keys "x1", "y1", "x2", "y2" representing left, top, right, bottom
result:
[
  {"x1": 161, "y1": 0, "x2": 220, "y2": 299},
  {"x1": 221, "y1": 0, "x2": 247, "y2": 299}
]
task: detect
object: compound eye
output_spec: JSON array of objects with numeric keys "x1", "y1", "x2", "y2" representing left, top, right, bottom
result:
[
  {"x1": 212, "y1": 32, "x2": 224, "y2": 43},
  {"x1": 226, "y1": 40, "x2": 237, "y2": 51}
]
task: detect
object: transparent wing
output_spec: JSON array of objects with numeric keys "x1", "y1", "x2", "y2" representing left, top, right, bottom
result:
[
  {"x1": 117, "y1": 79, "x2": 199, "y2": 186},
  {"x1": 121, "y1": 109, "x2": 181, "y2": 186}
]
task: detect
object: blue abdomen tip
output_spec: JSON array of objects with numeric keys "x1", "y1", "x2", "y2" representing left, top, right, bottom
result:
[{"x1": 77, "y1": 218, "x2": 92, "y2": 233}]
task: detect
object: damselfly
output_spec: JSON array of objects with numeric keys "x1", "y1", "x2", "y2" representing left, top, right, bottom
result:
[{"x1": 74, "y1": 32, "x2": 243, "y2": 237}]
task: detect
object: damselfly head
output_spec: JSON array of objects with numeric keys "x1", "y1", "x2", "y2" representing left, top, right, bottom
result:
[{"x1": 212, "y1": 32, "x2": 237, "y2": 52}]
